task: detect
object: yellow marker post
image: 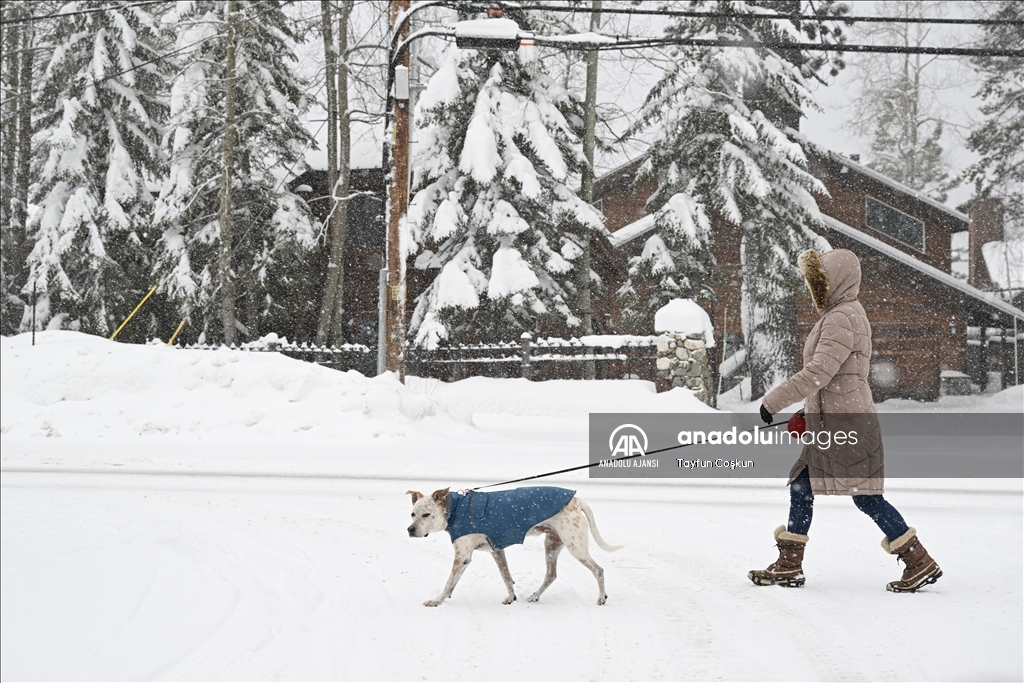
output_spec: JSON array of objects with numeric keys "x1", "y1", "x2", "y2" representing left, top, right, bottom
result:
[
  {"x1": 110, "y1": 285, "x2": 157, "y2": 341},
  {"x1": 168, "y1": 320, "x2": 186, "y2": 346}
]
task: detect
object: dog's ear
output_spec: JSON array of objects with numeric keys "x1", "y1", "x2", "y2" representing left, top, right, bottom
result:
[
  {"x1": 430, "y1": 487, "x2": 450, "y2": 502},
  {"x1": 406, "y1": 490, "x2": 423, "y2": 504}
]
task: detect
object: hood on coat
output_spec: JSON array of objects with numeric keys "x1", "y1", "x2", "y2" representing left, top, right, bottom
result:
[{"x1": 798, "y1": 248, "x2": 861, "y2": 312}]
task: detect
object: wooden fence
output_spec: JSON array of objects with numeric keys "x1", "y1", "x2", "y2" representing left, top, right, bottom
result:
[
  {"x1": 407, "y1": 334, "x2": 659, "y2": 382},
  {"x1": 177, "y1": 339, "x2": 375, "y2": 375},
  {"x1": 176, "y1": 335, "x2": 659, "y2": 382}
]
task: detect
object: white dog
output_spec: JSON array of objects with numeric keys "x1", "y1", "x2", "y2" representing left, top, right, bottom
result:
[{"x1": 406, "y1": 486, "x2": 622, "y2": 606}]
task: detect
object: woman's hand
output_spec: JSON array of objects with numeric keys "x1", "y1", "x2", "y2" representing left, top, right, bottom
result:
[{"x1": 759, "y1": 404, "x2": 773, "y2": 426}]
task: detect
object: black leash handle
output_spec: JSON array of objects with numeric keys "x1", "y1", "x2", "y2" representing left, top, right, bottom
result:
[{"x1": 469, "y1": 420, "x2": 789, "y2": 491}]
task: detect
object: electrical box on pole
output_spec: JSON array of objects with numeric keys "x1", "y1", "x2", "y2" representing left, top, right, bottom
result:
[{"x1": 394, "y1": 65, "x2": 409, "y2": 100}]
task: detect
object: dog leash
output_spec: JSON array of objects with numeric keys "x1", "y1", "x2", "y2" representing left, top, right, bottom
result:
[{"x1": 468, "y1": 420, "x2": 789, "y2": 491}]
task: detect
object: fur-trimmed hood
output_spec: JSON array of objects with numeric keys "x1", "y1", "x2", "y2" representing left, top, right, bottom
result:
[{"x1": 799, "y1": 249, "x2": 861, "y2": 312}]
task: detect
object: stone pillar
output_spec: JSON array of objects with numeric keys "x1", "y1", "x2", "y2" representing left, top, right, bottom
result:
[{"x1": 655, "y1": 332, "x2": 713, "y2": 404}]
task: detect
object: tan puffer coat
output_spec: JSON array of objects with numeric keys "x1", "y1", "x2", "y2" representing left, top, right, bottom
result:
[{"x1": 762, "y1": 249, "x2": 884, "y2": 496}]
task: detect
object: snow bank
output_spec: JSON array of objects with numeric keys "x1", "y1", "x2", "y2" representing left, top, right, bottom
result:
[{"x1": 0, "y1": 332, "x2": 457, "y2": 440}]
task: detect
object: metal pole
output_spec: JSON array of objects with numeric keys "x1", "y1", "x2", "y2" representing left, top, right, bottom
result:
[
  {"x1": 718, "y1": 306, "x2": 727, "y2": 398},
  {"x1": 385, "y1": 0, "x2": 410, "y2": 381},
  {"x1": 1015, "y1": 316, "x2": 1019, "y2": 386},
  {"x1": 377, "y1": 267, "x2": 387, "y2": 375},
  {"x1": 168, "y1": 320, "x2": 186, "y2": 346},
  {"x1": 110, "y1": 285, "x2": 157, "y2": 341}
]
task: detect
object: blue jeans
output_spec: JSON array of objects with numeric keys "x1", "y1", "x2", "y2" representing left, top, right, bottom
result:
[{"x1": 787, "y1": 468, "x2": 909, "y2": 541}]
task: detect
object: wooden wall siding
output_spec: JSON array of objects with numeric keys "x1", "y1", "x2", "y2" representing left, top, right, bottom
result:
[{"x1": 809, "y1": 156, "x2": 965, "y2": 274}]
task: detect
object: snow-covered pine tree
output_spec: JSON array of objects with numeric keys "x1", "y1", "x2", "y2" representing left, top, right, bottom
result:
[
  {"x1": 623, "y1": 0, "x2": 844, "y2": 397},
  {"x1": 962, "y1": 1, "x2": 1023, "y2": 234},
  {"x1": 155, "y1": 0, "x2": 316, "y2": 345},
  {"x1": 407, "y1": 13, "x2": 603, "y2": 348},
  {"x1": 24, "y1": 0, "x2": 168, "y2": 338}
]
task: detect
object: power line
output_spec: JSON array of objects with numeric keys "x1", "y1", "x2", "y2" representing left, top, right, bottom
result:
[
  {"x1": 0, "y1": 0, "x2": 172, "y2": 26},
  {"x1": 393, "y1": 28, "x2": 1024, "y2": 66},
  {"x1": 532, "y1": 35, "x2": 1024, "y2": 58},
  {"x1": 452, "y1": 2, "x2": 1024, "y2": 27}
]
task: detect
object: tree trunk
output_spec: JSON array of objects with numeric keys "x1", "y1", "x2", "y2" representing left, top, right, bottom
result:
[
  {"x1": 328, "y1": 1, "x2": 352, "y2": 343},
  {"x1": 579, "y1": 0, "x2": 601, "y2": 380},
  {"x1": 315, "y1": 0, "x2": 339, "y2": 345},
  {"x1": 315, "y1": 1, "x2": 352, "y2": 346},
  {"x1": 218, "y1": 0, "x2": 238, "y2": 345}
]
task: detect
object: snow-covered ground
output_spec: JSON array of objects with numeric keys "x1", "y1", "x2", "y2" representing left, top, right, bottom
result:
[{"x1": 2, "y1": 332, "x2": 1022, "y2": 681}]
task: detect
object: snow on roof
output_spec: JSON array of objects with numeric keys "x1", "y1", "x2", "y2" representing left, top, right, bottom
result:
[
  {"x1": 819, "y1": 214, "x2": 1024, "y2": 322},
  {"x1": 608, "y1": 213, "x2": 656, "y2": 248},
  {"x1": 807, "y1": 143, "x2": 969, "y2": 226}
]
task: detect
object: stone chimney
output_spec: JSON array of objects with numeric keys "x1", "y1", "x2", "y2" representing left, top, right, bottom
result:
[{"x1": 968, "y1": 198, "x2": 1004, "y2": 290}]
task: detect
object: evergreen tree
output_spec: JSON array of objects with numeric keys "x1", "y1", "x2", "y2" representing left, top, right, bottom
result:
[
  {"x1": 962, "y1": 1, "x2": 1023, "y2": 234},
  {"x1": 155, "y1": 0, "x2": 316, "y2": 345},
  {"x1": 24, "y1": 0, "x2": 168, "y2": 337},
  {"x1": 407, "y1": 17, "x2": 603, "y2": 349},
  {"x1": 624, "y1": 0, "x2": 843, "y2": 396}
]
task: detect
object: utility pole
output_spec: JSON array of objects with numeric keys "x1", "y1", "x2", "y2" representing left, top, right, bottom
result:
[
  {"x1": 219, "y1": 0, "x2": 238, "y2": 346},
  {"x1": 385, "y1": 0, "x2": 411, "y2": 380},
  {"x1": 579, "y1": 0, "x2": 601, "y2": 380}
]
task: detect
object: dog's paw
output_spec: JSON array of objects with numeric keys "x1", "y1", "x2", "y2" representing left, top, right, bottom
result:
[
  {"x1": 423, "y1": 599, "x2": 442, "y2": 607},
  {"x1": 502, "y1": 594, "x2": 516, "y2": 605},
  {"x1": 597, "y1": 594, "x2": 607, "y2": 606},
  {"x1": 526, "y1": 593, "x2": 541, "y2": 603}
]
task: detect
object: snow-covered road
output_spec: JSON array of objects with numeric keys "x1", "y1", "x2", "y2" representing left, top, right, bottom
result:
[{"x1": 3, "y1": 459, "x2": 1020, "y2": 681}]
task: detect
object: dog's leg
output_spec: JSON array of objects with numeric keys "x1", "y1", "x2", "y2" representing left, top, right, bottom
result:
[
  {"x1": 490, "y1": 549, "x2": 517, "y2": 605},
  {"x1": 424, "y1": 536, "x2": 478, "y2": 607},
  {"x1": 564, "y1": 542, "x2": 607, "y2": 606},
  {"x1": 527, "y1": 532, "x2": 563, "y2": 602},
  {"x1": 551, "y1": 503, "x2": 608, "y2": 605}
]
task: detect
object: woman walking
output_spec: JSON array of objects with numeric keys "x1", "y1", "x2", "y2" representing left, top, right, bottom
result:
[{"x1": 748, "y1": 248, "x2": 942, "y2": 593}]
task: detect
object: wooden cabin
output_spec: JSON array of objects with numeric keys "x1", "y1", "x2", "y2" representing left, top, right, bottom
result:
[{"x1": 593, "y1": 150, "x2": 1024, "y2": 401}]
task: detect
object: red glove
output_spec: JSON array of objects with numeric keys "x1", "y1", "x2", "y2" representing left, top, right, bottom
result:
[{"x1": 787, "y1": 409, "x2": 806, "y2": 436}]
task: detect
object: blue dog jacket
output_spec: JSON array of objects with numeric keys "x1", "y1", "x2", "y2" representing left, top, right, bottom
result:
[{"x1": 445, "y1": 487, "x2": 576, "y2": 550}]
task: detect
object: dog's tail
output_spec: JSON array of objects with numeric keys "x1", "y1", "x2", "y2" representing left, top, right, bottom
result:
[{"x1": 579, "y1": 499, "x2": 623, "y2": 552}]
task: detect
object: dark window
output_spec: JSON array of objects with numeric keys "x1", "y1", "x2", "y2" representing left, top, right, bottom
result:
[{"x1": 865, "y1": 196, "x2": 925, "y2": 252}]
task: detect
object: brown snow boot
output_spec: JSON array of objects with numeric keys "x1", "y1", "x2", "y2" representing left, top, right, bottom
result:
[
  {"x1": 882, "y1": 528, "x2": 942, "y2": 593},
  {"x1": 748, "y1": 526, "x2": 807, "y2": 587}
]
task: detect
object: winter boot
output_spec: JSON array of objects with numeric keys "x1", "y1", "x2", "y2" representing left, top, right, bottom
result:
[
  {"x1": 882, "y1": 528, "x2": 942, "y2": 593},
  {"x1": 748, "y1": 526, "x2": 807, "y2": 587}
]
